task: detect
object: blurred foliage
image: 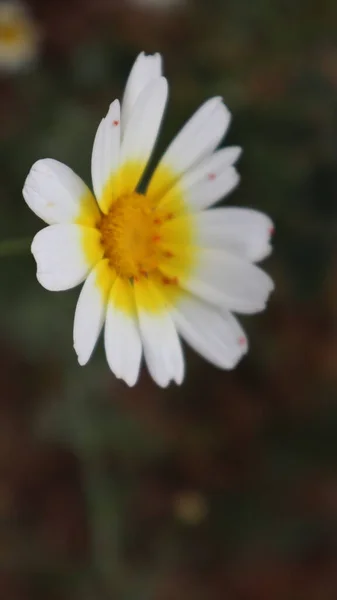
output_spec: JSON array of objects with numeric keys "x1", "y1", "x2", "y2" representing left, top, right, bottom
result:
[{"x1": 0, "y1": 0, "x2": 337, "y2": 599}]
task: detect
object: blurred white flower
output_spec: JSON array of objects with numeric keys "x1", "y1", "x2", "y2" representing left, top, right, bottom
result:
[
  {"x1": 0, "y1": 0, "x2": 39, "y2": 73},
  {"x1": 23, "y1": 52, "x2": 274, "y2": 387}
]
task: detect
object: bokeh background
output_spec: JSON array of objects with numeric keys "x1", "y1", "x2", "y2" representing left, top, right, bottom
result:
[{"x1": 1, "y1": 0, "x2": 337, "y2": 598}]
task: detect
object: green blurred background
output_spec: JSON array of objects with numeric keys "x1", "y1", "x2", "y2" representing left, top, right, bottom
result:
[{"x1": 1, "y1": 0, "x2": 337, "y2": 598}]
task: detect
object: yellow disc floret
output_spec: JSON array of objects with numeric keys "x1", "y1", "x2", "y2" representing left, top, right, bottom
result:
[{"x1": 100, "y1": 192, "x2": 161, "y2": 280}]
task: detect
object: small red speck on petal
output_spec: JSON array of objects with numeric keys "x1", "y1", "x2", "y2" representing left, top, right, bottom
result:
[
  {"x1": 133, "y1": 276, "x2": 139, "y2": 283},
  {"x1": 166, "y1": 212, "x2": 174, "y2": 220},
  {"x1": 152, "y1": 235, "x2": 161, "y2": 242},
  {"x1": 113, "y1": 120, "x2": 119, "y2": 126},
  {"x1": 154, "y1": 218, "x2": 162, "y2": 225},
  {"x1": 238, "y1": 336, "x2": 246, "y2": 346},
  {"x1": 207, "y1": 173, "x2": 216, "y2": 181},
  {"x1": 162, "y1": 276, "x2": 170, "y2": 285},
  {"x1": 163, "y1": 250, "x2": 174, "y2": 258}
]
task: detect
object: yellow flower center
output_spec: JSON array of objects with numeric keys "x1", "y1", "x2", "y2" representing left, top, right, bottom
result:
[
  {"x1": 78, "y1": 162, "x2": 197, "y2": 313},
  {"x1": 0, "y1": 22, "x2": 25, "y2": 45},
  {"x1": 99, "y1": 192, "x2": 163, "y2": 280}
]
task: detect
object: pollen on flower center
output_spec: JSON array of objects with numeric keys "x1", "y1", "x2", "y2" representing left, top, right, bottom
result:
[{"x1": 99, "y1": 192, "x2": 161, "y2": 279}]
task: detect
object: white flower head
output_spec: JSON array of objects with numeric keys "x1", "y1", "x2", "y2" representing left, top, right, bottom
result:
[
  {"x1": 0, "y1": 0, "x2": 39, "y2": 73},
  {"x1": 23, "y1": 52, "x2": 274, "y2": 388}
]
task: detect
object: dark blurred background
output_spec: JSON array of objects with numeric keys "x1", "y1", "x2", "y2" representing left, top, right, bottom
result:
[{"x1": 1, "y1": 0, "x2": 337, "y2": 598}]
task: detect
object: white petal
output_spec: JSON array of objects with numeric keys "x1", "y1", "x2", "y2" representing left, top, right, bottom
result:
[
  {"x1": 134, "y1": 279, "x2": 184, "y2": 387},
  {"x1": 158, "y1": 151, "x2": 241, "y2": 213},
  {"x1": 91, "y1": 99, "x2": 120, "y2": 214},
  {"x1": 104, "y1": 278, "x2": 142, "y2": 387},
  {"x1": 121, "y1": 52, "x2": 162, "y2": 136},
  {"x1": 178, "y1": 249, "x2": 274, "y2": 314},
  {"x1": 31, "y1": 224, "x2": 103, "y2": 291},
  {"x1": 73, "y1": 259, "x2": 115, "y2": 366},
  {"x1": 148, "y1": 98, "x2": 231, "y2": 200},
  {"x1": 170, "y1": 293, "x2": 247, "y2": 369},
  {"x1": 193, "y1": 207, "x2": 274, "y2": 262},
  {"x1": 119, "y1": 77, "x2": 168, "y2": 195},
  {"x1": 23, "y1": 159, "x2": 100, "y2": 226}
]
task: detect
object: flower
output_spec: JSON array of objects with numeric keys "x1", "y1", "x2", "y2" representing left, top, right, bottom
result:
[
  {"x1": 0, "y1": 0, "x2": 39, "y2": 73},
  {"x1": 23, "y1": 52, "x2": 274, "y2": 388}
]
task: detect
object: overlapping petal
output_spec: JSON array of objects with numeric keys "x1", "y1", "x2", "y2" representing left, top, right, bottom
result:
[
  {"x1": 73, "y1": 259, "x2": 115, "y2": 366},
  {"x1": 148, "y1": 97, "x2": 231, "y2": 200},
  {"x1": 121, "y1": 52, "x2": 162, "y2": 135},
  {"x1": 31, "y1": 224, "x2": 103, "y2": 291},
  {"x1": 158, "y1": 150, "x2": 241, "y2": 214},
  {"x1": 170, "y1": 293, "x2": 247, "y2": 369},
  {"x1": 178, "y1": 249, "x2": 274, "y2": 314},
  {"x1": 119, "y1": 77, "x2": 168, "y2": 195},
  {"x1": 104, "y1": 278, "x2": 142, "y2": 387},
  {"x1": 134, "y1": 279, "x2": 184, "y2": 387},
  {"x1": 91, "y1": 99, "x2": 121, "y2": 214},
  {"x1": 193, "y1": 207, "x2": 273, "y2": 262},
  {"x1": 23, "y1": 159, "x2": 100, "y2": 226}
]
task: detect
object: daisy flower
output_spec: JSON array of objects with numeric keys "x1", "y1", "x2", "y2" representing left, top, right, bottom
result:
[
  {"x1": 23, "y1": 52, "x2": 274, "y2": 388},
  {"x1": 0, "y1": 0, "x2": 39, "y2": 73}
]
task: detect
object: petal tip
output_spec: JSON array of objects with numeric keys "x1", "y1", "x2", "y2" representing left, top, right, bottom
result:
[
  {"x1": 232, "y1": 146, "x2": 243, "y2": 162},
  {"x1": 125, "y1": 376, "x2": 138, "y2": 388},
  {"x1": 77, "y1": 355, "x2": 88, "y2": 367},
  {"x1": 73, "y1": 342, "x2": 89, "y2": 367}
]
